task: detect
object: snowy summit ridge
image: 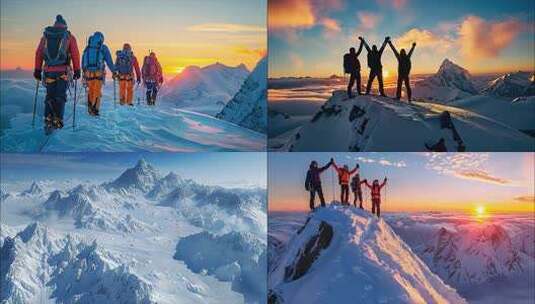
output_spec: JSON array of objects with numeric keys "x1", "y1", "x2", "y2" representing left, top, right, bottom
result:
[{"x1": 268, "y1": 206, "x2": 466, "y2": 304}]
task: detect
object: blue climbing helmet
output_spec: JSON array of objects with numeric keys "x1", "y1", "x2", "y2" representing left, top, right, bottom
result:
[{"x1": 82, "y1": 32, "x2": 105, "y2": 72}]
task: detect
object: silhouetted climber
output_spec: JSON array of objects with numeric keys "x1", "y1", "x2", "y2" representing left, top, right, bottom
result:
[
  {"x1": 351, "y1": 172, "x2": 367, "y2": 209},
  {"x1": 305, "y1": 159, "x2": 333, "y2": 210},
  {"x1": 364, "y1": 178, "x2": 387, "y2": 217},
  {"x1": 332, "y1": 159, "x2": 358, "y2": 205},
  {"x1": 425, "y1": 138, "x2": 447, "y2": 152},
  {"x1": 343, "y1": 39, "x2": 364, "y2": 98},
  {"x1": 361, "y1": 36, "x2": 388, "y2": 97},
  {"x1": 388, "y1": 40, "x2": 416, "y2": 102}
]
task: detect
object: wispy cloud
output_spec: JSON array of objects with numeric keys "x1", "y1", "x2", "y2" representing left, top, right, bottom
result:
[
  {"x1": 395, "y1": 28, "x2": 454, "y2": 51},
  {"x1": 344, "y1": 156, "x2": 407, "y2": 168},
  {"x1": 513, "y1": 195, "x2": 535, "y2": 203},
  {"x1": 422, "y1": 153, "x2": 517, "y2": 186},
  {"x1": 376, "y1": 0, "x2": 408, "y2": 10},
  {"x1": 187, "y1": 23, "x2": 266, "y2": 33},
  {"x1": 357, "y1": 11, "x2": 382, "y2": 30}
]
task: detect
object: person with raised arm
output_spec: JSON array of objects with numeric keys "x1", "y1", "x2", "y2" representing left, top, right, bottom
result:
[
  {"x1": 305, "y1": 159, "x2": 334, "y2": 210},
  {"x1": 388, "y1": 39, "x2": 416, "y2": 102},
  {"x1": 364, "y1": 178, "x2": 387, "y2": 217},
  {"x1": 361, "y1": 37, "x2": 389, "y2": 97},
  {"x1": 343, "y1": 38, "x2": 364, "y2": 98}
]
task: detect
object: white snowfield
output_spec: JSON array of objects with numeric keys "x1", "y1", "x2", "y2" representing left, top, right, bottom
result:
[
  {"x1": 280, "y1": 90, "x2": 533, "y2": 152},
  {"x1": 0, "y1": 159, "x2": 267, "y2": 304},
  {"x1": 160, "y1": 62, "x2": 250, "y2": 116},
  {"x1": 0, "y1": 64, "x2": 265, "y2": 152},
  {"x1": 217, "y1": 56, "x2": 267, "y2": 133},
  {"x1": 269, "y1": 205, "x2": 466, "y2": 304}
]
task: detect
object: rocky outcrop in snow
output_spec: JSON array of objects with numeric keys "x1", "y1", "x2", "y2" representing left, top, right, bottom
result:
[
  {"x1": 268, "y1": 206, "x2": 466, "y2": 304},
  {"x1": 21, "y1": 181, "x2": 45, "y2": 196},
  {"x1": 217, "y1": 57, "x2": 267, "y2": 133},
  {"x1": 160, "y1": 62, "x2": 249, "y2": 116},
  {"x1": 413, "y1": 59, "x2": 478, "y2": 102}
]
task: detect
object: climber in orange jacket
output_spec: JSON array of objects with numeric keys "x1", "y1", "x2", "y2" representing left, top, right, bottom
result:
[
  {"x1": 332, "y1": 158, "x2": 359, "y2": 205},
  {"x1": 364, "y1": 178, "x2": 387, "y2": 217}
]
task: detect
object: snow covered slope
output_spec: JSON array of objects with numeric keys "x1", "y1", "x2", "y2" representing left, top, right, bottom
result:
[
  {"x1": 0, "y1": 159, "x2": 267, "y2": 303},
  {"x1": 278, "y1": 90, "x2": 533, "y2": 152},
  {"x1": 268, "y1": 206, "x2": 466, "y2": 304},
  {"x1": 0, "y1": 78, "x2": 265, "y2": 152},
  {"x1": 482, "y1": 71, "x2": 534, "y2": 98},
  {"x1": 160, "y1": 63, "x2": 249, "y2": 115},
  {"x1": 217, "y1": 57, "x2": 267, "y2": 133},
  {"x1": 413, "y1": 59, "x2": 478, "y2": 102},
  {"x1": 449, "y1": 95, "x2": 535, "y2": 133}
]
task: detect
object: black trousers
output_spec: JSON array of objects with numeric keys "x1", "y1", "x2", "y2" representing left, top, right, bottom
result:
[
  {"x1": 396, "y1": 74, "x2": 411, "y2": 100},
  {"x1": 340, "y1": 184, "x2": 349, "y2": 204},
  {"x1": 372, "y1": 198, "x2": 381, "y2": 217},
  {"x1": 44, "y1": 72, "x2": 67, "y2": 122},
  {"x1": 353, "y1": 189, "x2": 363, "y2": 208},
  {"x1": 347, "y1": 71, "x2": 361, "y2": 97},
  {"x1": 365, "y1": 68, "x2": 385, "y2": 96},
  {"x1": 146, "y1": 82, "x2": 158, "y2": 105},
  {"x1": 309, "y1": 186, "x2": 326, "y2": 210}
]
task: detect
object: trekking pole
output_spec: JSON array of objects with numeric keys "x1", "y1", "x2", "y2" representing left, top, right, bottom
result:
[
  {"x1": 32, "y1": 80, "x2": 40, "y2": 128},
  {"x1": 331, "y1": 168, "x2": 335, "y2": 203},
  {"x1": 113, "y1": 78, "x2": 117, "y2": 109},
  {"x1": 73, "y1": 80, "x2": 78, "y2": 131}
]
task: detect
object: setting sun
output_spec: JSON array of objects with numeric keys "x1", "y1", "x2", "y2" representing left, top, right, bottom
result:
[
  {"x1": 383, "y1": 69, "x2": 390, "y2": 78},
  {"x1": 476, "y1": 205, "x2": 485, "y2": 215}
]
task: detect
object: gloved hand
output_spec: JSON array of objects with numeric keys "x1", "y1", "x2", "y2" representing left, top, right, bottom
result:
[
  {"x1": 73, "y1": 70, "x2": 81, "y2": 80},
  {"x1": 137, "y1": 78, "x2": 141, "y2": 85},
  {"x1": 112, "y1": 72, "x2": 119, "y2": 80},
  {"x1": 33, "y1": 69, "x2": 42, "y2": 81},
  {"x1": 412, "y1": 42, "x2": 416, "y2": 47},
  {"x1": 356, "y1": 164, "x2": 360, "y2": 168}
]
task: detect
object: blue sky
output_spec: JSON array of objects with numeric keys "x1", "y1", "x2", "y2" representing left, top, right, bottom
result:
[
  {"x1": 269, "y1": 0, "x2": 534, "y2": 77},
  {"x1": 269, "y1": 152, "x2": 534, "y2": 213},
  {"x1": 0, "y1": 152, "x2": 267, "y2": 188}
]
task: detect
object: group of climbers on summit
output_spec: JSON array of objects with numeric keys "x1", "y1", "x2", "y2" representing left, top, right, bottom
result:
[
  {"x1": 305, "y1": 158, "x2": 387, "y2": 217},
  {"x1": 344, "y1": 36, "x2": 416, "y2": 102},
  {"x1": 34, "y1": 15, "x2": 164, "y2": 131}
]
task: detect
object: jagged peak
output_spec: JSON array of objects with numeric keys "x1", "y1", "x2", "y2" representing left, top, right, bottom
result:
[
  {"x1": 16, "y1": 222, "x2": 46, "y2": 243},
  {"x1": 437, "y1": 58, "x2": 470, "y2": 76}
]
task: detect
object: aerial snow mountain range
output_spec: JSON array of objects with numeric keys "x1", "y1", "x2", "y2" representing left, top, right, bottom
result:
[
  {"x1": 269, "y1": 208, "x2": 535, "y2": 304},
  {"x1": 0, "y1": 58, "x2": 267, "y2": 152},
  {"x1": 270, "y1": 58, "x2": 534, "y2": 151},
  {"x1": 0, "y1": 159, "x2": 267, "y2": 304}
]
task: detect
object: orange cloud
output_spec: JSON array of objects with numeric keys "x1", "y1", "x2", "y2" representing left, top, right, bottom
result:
[
  {"x1": 513, "y1": 195, "x2": 535, "y2": 203},
  {"x1": 377, "y1": 0, "x2": 407, "y2": 10},
  {"x1": 269, "y1": 0, "x2": 316, "y2": 29},
  {"x1": 454, "y1": 169, "x2": 510, "y2": 185},
  {"x1": 187, "y1": 23, "x2": 265, "y2": 33},
  {"x1": 288, "y1": 52, "x2": 304, "y2": 69},
  {"x1": 459, "y1": 15, "x2": 525, "y2": 59},
  {"x1": 235, "y1": 47, "x2": 267, "y2": 57},
  {"x1": 395, "y1": 28, "x2": 454, "y2": 50},
  {"x1": 357, "y1": 11, "x2": 382, "y2": 30},
  {"x1": 321, "y1": 17, "x2": 341, "y2": 32}
]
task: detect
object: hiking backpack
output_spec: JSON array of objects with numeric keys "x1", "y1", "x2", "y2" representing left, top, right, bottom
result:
[
  {"x1": 43, "y1": 27, "x2": 70, "y2": 67},
  {"x1": 142, "y1": 56, "x2": 157, "y2": 79},
  {"x1": 116, "y1": 50, "x2": 133, "y2": 74},
  {"x1": 343, "y1": 54, "x2": 352, "y2": 74},
  {"x1": 83, "y1": 36, "x2": 104, "y2": 72}
]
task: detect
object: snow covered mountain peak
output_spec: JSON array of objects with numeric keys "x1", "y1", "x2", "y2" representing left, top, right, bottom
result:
[
  {"x1": 269, "y1": 205, "x2": 466, "y2": 304},
  {"x1": 217, "y1": 56, "x2": 267, "y2": 133},
  {"x1": 413, "y1": 58, "x2": 478, "y2": 102},
  {"x1": 482, "y1": 71, "x2": 534, "y2": 98},
  {"x1": 108, "y1": 159, "x2": 161, "y2": 192},
  {"x1": 422, "y1": 222, "x2": 524, "y2": 286},
  {"x1": 22, "y1": 181, "x2": 45, "y2": 196}
]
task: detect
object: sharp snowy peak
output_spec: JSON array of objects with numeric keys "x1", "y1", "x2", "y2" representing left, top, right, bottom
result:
[
  {"x1": 414, "y1": 59, "x2": 478, "y2": 102},
  {"x1": 160, "y1": 62, "x2": 250, "y2": 115},
  {"x1": 21, "y1": 181, "x2": 45, "y2": 196},
  {"x1": 0, "y1": 223, "x2": 155, "y2": 304},
  {"x1": 147, "y1": 172, "x2": 184, "y2": 199},
  {"x1": 482, "y1": 71, "x2": 535, "y2": 98},
  {"x1": 107, "y1": 159, "x2": 161, "y2": 192},
  {"x1": 280, "y1": 90, "x2": 533, "y2": 151},
  {"x1": 268, "y1": 206, "x2": 466, "y2": 304},
  {"x1": 217, "y1": 56, "x2": 267, "y2": 133},
  {"x1": 421, "y1": 224, "x2": 524, "y2": 286}
]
